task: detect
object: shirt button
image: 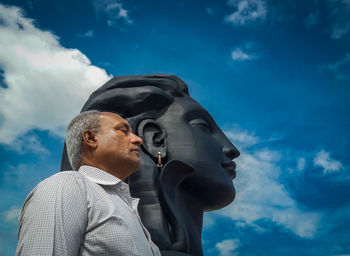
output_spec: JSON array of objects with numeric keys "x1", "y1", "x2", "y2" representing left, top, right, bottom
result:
[{"x1": 120, "y1": 185, "x2": 126, "y2": 191}]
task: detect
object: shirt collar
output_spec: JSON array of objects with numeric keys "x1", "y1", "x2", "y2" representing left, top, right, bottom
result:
[{"x1": 78, "y1": 165, "x2": 122, "y2": 185}]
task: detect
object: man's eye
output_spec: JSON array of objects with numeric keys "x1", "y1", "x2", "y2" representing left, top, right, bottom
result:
[
  {"x1": 189, "y1": 119, "x2": 210, "y2": 132},
  {"x1": 120, "y1": 129, "x2": 129, "y2": 135}
]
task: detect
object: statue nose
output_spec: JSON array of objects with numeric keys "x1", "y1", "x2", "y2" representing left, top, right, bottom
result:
[{"x1": 223, "y1": 146, "x2": 240, "y2": 159}]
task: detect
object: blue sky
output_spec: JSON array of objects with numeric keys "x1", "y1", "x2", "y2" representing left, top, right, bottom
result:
[{"x1": 0, "y1": 0, "x2": 349, "y2": 255}]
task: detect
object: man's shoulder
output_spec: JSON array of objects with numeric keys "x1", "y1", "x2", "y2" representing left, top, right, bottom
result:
[
  {"x1": 44, "y1": 170, "x2": 81, "y2": 180},
  {"x1": 32, "y1": 171, "x2": 87, "y2": 198},
  {"x1": 38, "y1": 171, "x2": 82, "y2": 186}
]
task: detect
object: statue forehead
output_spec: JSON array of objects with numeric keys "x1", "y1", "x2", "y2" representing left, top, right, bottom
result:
[{"x1": 158, "y1": 96, "x2": 213, "y2": 121}]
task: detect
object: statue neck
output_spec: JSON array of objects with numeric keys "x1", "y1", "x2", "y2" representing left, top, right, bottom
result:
[
  {"x1": 132, "y1": 157, "x2": 206, "y2": 255},
  {"x1": 159, "y1": 160, "x2": 207, "y2": 256},
  {"x1": 175, "y1": 189, "x2": 204, "y2": 255}
]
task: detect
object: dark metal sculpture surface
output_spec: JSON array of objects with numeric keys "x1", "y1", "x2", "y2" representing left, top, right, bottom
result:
[{"x1": 60, "y1": 74, "x2": 240, "y2": 256}]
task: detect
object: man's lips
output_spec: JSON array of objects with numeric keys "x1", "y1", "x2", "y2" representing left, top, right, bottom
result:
[
  {"x1": 222, "y1": 160, "x2": 236, "y2": 179},
  {"x1": 130, "y1": 148, "x2": 139, "y2": 155}
]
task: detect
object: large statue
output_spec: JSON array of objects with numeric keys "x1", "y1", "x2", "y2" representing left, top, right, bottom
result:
[{"x1": 61, "y1": 74, "x2": 240, "y2": 256}]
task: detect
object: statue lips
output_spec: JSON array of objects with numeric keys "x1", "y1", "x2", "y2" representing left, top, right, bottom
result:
[{"x1": 222, "y1": 160, "x2": 237, "y2": 179}]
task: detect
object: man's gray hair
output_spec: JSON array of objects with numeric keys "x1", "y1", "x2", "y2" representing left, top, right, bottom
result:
[{"x1": 66, "y1": 110, "x2": 101, "y2": 171}]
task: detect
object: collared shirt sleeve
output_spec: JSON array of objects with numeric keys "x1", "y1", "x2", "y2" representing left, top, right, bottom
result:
[{"x1": 16, "y1": 172, "x2": 87, "y2": 256}]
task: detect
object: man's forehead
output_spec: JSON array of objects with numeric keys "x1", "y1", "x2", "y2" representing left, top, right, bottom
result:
[
  {"x1": 100, "y1": 111, "x2": 122, "y2": 118},
  {"x1": 100, "y1": 112, "x2": 128, "y2": 125}
]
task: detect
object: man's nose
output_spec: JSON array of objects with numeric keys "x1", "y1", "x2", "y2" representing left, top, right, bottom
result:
[
  {"x1": 131, "y1": 133, "x2": 143, "y2": 146},
  {"x1": 223, "y1": 146, "x2": 240, "y2": 159}
]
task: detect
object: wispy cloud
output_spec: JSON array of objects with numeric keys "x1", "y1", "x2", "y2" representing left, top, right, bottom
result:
[
  {"x1": 319, "y1": 53, "x2": 350, "y2": 81},
  {"x1": 224, "y1": 0, "x2": 297, "y2": 28},
  {"x1": 92, "y1": 0, "x2": 133, "y2": 27},
  {"x1": 297, "y1": 157, "x2": 306, "y2": 171},
  {"x1": 8, "y1": 135, "x2": 50, "y2": 155},
  {"x1": 77, "y1": 29, "x2": 94, "y2": 38},
  {"x1": 216, "y1": 239, "x2": 240, "y2": 256},
  {"x1": 206, "y1": 7, "x2": 214, "y2": 15},
  {"x1": 231, "y1": 48, "x2": 253, "y2": 61},
  {"x1": 328, "y1": 0, "x2": 350, "y2": 39},
  {"x1": 224, "y1": 127, "x2": 259, "y2": 147},
  {"x1": 224, "y1": 0, "x2": 267, "y2": 26},
  {"x1": 2, "y1": 206, "x2": 21, "y2": 225},
  {"x1": 314, "y1": 149, "x2": 343, "y2": 174},
  {"x1": 305, "y1": 0, "x2": 350, "y2": 39},
  {"x1": 218, "y1": 127, "x2": 321, "y2": 238},
  {"x1": 331, "y1": 25, "x2": 350, "y2": 39},
  {"x1": 0, "y1": 4, "x2": 111, "y2": 145},
  {"x1": 304, "y1": 9, "x2": 320, "y2": 30},
  {"x1": 230, "y1": 42, "x2": 262, "y2": 63},
  {"x1": 325, "y1": 203, "x2": 350, "y2": 254},
  {"x1": 106, "y1": 2, "x2": 133, "y2": 25}
]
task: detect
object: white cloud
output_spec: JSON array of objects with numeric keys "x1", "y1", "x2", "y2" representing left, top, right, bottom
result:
[
  {"x1": 216, "y1": 239, "x2": 240, "y2": 256},
  {"x1": 314, "y1": 149, "x2": 343, "y2": 174},
  {"x1": 203, "y1": 213, "x2": 215, "y2": 229},
  {"x1": 92, "y1": 0, "x2": 133, "y2": 27},
  {"x1": 224, "y1": 0, "x2": 296, "y2": 28},
  {"x1": 224, "y1": 128, "x2": 259, "y2": 147},
  {"x1": 217, "y1": 127, "x2": 321, "y2": 238},
  {"x1": 231, "y1": 48, "x2": 253, "y2": 61},
  {"x1": 106, "y1": 2, "x2": 133, "y2": 25},
  {"x1": 225, "y1": 0, "x2": 267, "y2": 26},
  {"x1": 297, "y1": 157, "x2": 306, "y2": 171},
  {"x1": 8, "y1": 134, "x2": 50, "y2": 155},
  {"x1": 230, "y1": 42, "x2": 262, "y2": 63},
  {"x1": 2, "y1": 205, "x2": 21, "y2": 224},
  {"x1": 0, "y1": 4, "x2": 111, "y2": 145}
]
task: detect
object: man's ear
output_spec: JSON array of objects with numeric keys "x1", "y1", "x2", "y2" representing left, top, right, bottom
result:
[
  {"x1": 82, "y1": 130, "x2": 98, "y2": 150},
  {"x1": 137, "y1": 119, "x2": 167, "y2": 160}
]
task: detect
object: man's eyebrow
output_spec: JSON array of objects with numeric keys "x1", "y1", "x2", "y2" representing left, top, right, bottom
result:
[{"x1": 115, "y1": 122, "x2": 131, "y2": 131}]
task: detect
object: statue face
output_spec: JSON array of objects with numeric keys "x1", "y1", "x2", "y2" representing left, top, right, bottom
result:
[{"x1": 157, "y1": 96, "x2": 240, "y2": 209}]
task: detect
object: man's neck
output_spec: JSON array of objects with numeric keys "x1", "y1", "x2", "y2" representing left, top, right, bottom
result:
[{"x1": 80, "y1": 159, "x2": 128, "y2": 181}]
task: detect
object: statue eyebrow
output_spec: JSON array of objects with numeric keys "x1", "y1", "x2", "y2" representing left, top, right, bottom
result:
[{"x1": 184, "y1": 108, "x2": 212, "y2": 121}]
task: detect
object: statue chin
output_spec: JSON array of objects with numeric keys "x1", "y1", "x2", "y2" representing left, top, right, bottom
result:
[
  {"x1": 180, "y1": 171, "x2": 235, "y2": 211},
  {"x1": 160, "y1": 160, "x2": 236, "y2": 211}
]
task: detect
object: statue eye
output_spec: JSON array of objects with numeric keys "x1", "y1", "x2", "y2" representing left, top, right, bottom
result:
[{"x1": 189, "y1": 119, "x2": 210, "y2": 132}]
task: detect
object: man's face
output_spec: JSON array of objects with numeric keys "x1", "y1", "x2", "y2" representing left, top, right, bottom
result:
[
  {"x1": 95, "y1": 112, "x2": 142, "y2": 176},
  {"x1": 157, "y1": 97, "x2": 239, "y2": 209}
]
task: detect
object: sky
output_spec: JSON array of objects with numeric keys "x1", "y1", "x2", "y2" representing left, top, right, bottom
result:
[{"x1": 0, "y1": 0, "x2": 349, "y2": 255}]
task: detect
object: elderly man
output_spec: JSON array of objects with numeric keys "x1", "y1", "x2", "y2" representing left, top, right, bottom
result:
[{"x1": 16, "y1": 111, "x2": 161, "y2": 256}]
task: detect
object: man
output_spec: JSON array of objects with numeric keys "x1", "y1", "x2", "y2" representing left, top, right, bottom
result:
[{"x1": 16, "y1": 110, "x2": 161, "y2": 256}]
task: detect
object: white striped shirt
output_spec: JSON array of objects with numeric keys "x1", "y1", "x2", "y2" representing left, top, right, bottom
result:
[{"x1": 16, "y1": 165, "x2": 161, "y2": 256}]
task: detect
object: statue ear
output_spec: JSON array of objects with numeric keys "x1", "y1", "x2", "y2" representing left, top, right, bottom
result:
[{"x1": 138, "y1": 119, "x2": 167, "y2": 160}]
